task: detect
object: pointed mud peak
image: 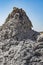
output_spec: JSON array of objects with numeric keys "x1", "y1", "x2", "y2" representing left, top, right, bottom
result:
[{"x1": 3, "y1": 7, "x2": 32, "y2": 29}]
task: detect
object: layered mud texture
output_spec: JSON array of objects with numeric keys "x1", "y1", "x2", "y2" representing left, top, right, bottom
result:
[{"x1": 0, "y1": 7, "x2": 43, "y2": 65}]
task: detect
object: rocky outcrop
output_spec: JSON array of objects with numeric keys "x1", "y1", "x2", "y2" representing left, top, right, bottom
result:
[
  {"x1": 0, "y1": 39, "x2": 43, "y2": 65},
  {"x1": 0, "y1": 7, "x2": 43, "y2": 65}
]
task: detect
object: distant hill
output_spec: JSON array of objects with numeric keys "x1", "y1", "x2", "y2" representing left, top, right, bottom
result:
[{"x1": 40, "y1": 32, "x2": 43, "y2": 34}]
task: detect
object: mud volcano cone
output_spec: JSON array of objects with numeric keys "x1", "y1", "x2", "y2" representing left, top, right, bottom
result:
[{"x1": 0, "y1": 7, "x2": 39, "y2": 41}]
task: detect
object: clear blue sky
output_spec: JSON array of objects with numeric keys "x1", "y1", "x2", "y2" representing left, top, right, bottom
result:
[{"x1": 0, "y1": 0, "x2": 43, "y2": 31}]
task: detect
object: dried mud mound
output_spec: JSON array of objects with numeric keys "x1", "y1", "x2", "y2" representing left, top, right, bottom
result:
[
  {"x1": 0, "y1": 7, "x2": 43, "y2": 65},
  {"x1": 0, "y1": 7, "x2": 39, "y2": 41}
]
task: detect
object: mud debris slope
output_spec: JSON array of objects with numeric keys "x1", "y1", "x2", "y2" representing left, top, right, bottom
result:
[{"x1": 0, "y1": 7, "x2": 43, "y2": 65}]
